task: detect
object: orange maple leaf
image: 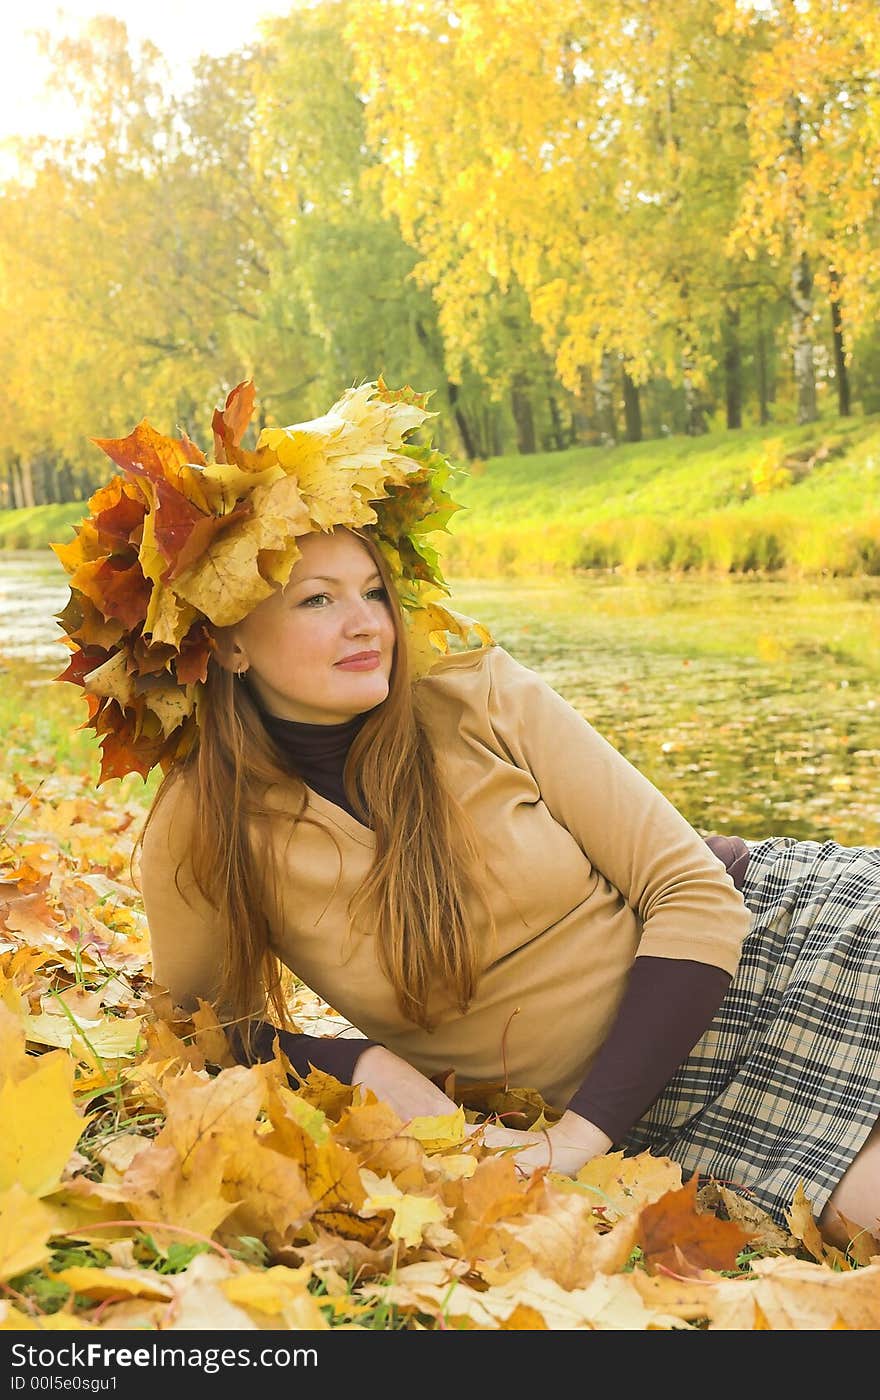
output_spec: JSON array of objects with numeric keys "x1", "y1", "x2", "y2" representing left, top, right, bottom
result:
[
  {"x1": 212, "y1": 380, "x2": 256, "y2": 461},
  {"x1": 638, "y1": 1175, "x2": 754, "y2": 1278}
]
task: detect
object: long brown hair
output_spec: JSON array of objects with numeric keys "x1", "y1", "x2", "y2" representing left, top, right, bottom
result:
[{"x1": 138, "y1": 527, "x2": 494, "y2": 1042}]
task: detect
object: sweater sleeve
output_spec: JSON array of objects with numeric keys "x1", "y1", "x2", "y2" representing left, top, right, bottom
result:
[
  {"x1": 484, "y1": 647, "x2": 752, "y2": 976},
  {"x1": 138, "y1": 775, "x2": 381, "y2": 1080},
  {"x1": 565, "y1": 956, "x2": 732, "y2": 1141}
]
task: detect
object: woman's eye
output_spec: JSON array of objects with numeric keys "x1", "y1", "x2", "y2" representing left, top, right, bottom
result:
[
  {"x1": 301, "y1": 593, "x2": 329, "y2": 607},
  {"x1": 365, "y1": 587, "x2": 388, "y2": 601}
]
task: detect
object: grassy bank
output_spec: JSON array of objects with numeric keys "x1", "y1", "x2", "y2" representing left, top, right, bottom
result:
[
  {"x1": 3, "y1": 411, "x2": 880, "y2": 575},
  {"x1": 0, "y1": 501, "x2": 88, "y2": 550},
  {"x1": 440, "y1": 412, "x2": 880, "y2": 577}
]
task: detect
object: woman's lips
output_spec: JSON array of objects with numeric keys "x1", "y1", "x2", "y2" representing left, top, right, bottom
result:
[{"x1": 335, "y1": 652, "x2": 381, "y2": 670}]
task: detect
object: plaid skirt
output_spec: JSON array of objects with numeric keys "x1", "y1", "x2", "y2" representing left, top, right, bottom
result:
[{"x1": 619, "y1": 837, "x2": 880, "y2": 1229}]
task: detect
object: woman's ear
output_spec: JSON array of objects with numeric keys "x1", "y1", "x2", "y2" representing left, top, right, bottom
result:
[{"x1": 212, "y1": 627, "x2": 248, "y2": 676}]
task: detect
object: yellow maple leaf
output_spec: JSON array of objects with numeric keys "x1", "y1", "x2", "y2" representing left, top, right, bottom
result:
[
  {"x1": 0, "y1": 1302, "x2": 97, "y2": 1330},
  {"x1": 120, "y1": 1139, "x2": 237, "y2": 1240},
  {"x1": 0, "y1": 1185, "x2": 56, "y2": 1282},
  {"x1": 362, "y1": 1184, "x2": 450, "y2": 1248},
  {"x1": 568, "y1": 1149, "x2": 683, "y2": 1220},
  {"x1": 219, "y1": 1138, "x2": 315, "y2": 1241},
  {"x1": 222, "y1": 1264, "x2": 328, "y2": 1328},
  {"x1": 51, "y1": 1265, "x2": 174, "y2": 1302},
  {"x1": 406, "y1": 1106, "x2": 467, "y2": 1152},
  {"x1": 24, "y1": 1004, "x2": 143, "y2": 1059},
  {"x1": 157, "y1": 1064, "x2": 266, "y2": 1159},
  {"x1": 173, "y1": 476, "x2": 310, "y2": 625},
  {"x1": 0, "y1": 1037, "x2": 86, "y2": 1195}
]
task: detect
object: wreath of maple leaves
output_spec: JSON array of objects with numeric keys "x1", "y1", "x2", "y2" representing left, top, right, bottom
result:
[{"x1": 52, "y1": 378, "x2": 491, "y2": 785}]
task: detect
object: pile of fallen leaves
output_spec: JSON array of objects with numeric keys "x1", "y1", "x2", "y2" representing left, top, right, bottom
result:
[{"x1": 2, "y1": 770, "x2": 879, "y2": 1332}]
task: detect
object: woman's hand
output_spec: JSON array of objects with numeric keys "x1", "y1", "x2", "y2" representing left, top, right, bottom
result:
[
  {"x1": 350, "y1": 1049, "x2": 612, "y2": 1179},
  {"x1": 351, "y1": 1045, "x2": 461, "y2": 1122},
  {"x1": 471, "y1": 1111, "x2": 613, "y2": 1179}
]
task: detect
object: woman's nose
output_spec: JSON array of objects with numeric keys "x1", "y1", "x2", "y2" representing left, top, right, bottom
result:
[{"x1": 345, "y1": 596, "x2": 378, "y2": 633}]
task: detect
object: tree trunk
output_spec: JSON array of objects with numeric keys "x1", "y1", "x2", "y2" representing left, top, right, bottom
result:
[
  {"x1": 791, "y1": 250, "x2": 817, "y2": 425},
  {"x1": 510, "y1": 376, "x2": 537, "y2": 454},
  {"x1": 447, "y1": 380, "x2": 478, "y2": 459},
  {"x1": 10, "y1": 457, "x2": 25, "y2": 510},
  {"x1": 828, "y1": 269, "x2": 851, "y2": 417},
  {"x1": 490, "y1": 405, "x2": 502, "y2": 458},
  {"x1": 546, "y1": 392, "x2": 567, "y2": 451},
  {"x1": 57, "y1": 462, "x2": 76, "y2": 504},
  {"x1": 682, "y1": 348, "x2": 708, "y2": 435},
  {"x1": 571, "y1": 367, "x2": 593, "y2": 444},
  {"x1": 594, "y1": 351, "x2": 617, "y2": 445},
  {"x1": 34, "y1": 456, "x2": 47, "y2": 505},
  {"x1": 724, "y1": 305, "x2": 743, "y2": 430},
  {"x1": 19, "y1": 457, "x2": 36, "y2": 509},
  {"x1": 622, "y1": 366, "x2": 642, "y2": 442},
  {"x1": 756, "y1": 303, "x2": 770, "y2": 425}
]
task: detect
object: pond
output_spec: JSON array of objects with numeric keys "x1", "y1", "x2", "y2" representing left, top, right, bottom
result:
[{"x1": 2, "y1": 550, "x2": 879, "y2": 845}]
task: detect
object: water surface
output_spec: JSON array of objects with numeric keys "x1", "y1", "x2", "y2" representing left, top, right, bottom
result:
[{"x1": 2, "y1": 552, "x2": 878, "y2": 845}]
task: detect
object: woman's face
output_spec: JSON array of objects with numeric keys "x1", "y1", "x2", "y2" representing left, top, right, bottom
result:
[{"x1": 230, "y1": 529, "x2": 397, "y2": 724}]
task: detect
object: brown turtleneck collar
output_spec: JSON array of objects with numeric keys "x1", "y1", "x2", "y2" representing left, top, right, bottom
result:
[{"x1": 259, "y1": 708, "x2": 370, "y2": 823}]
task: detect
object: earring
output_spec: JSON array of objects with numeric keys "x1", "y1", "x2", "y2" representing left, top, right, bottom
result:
[{"x1": 235, "y1": 664, "x2": 248, "y2": 680}]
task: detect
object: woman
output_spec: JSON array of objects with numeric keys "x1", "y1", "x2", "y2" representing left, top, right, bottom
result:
[{"x1": 55, "y1": 378, "x2": 880, "y2": 1254}]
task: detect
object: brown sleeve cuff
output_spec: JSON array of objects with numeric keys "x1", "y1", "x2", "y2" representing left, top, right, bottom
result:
[
  {"x1": 566, "y1": 956, "x2": 732, "y2": 1143},
  {"x1": 703, "y1": 833, "x2": 750, "y2": 890},
  {"x1": 229, "y1": 1020, "x2": 382, "y2": 1086}
]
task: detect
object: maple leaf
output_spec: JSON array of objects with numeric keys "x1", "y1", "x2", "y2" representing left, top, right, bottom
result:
[
  {"x1": 490, "y1": 1191, "x2": 639, "y2": 1291},
  {"x1": 744, "y1": 1256, "x2": 880, "y2": 1329},
  {"x1": 261, "y1": 1079, "x2": 366, "y2": 1215},
  {"x1": 279, "y1": 1227, "x2": 395, "y2": 1281},
  {"x1": 174, "y1": 623, "x2": 213, "y2": 686},
  {"x1": 212, "y1": 379, "x2": 256, "y2": 458},
  {"x1": 258, "y1": 381, "x2": 430, "y2": 532},
  {"x1": 0, "y1": 1185, "x2": 56, "y2": 1282},
  {"x1": 51, "y1": 1265, "x2": 174, "y2": 1303},
  {"x1": 68, "y1": 555, "x2": 152, "y2": 630},
  {"x1": 83, "y1": 651, "x2": 135, "y2": 709},
  {"x1": 0, "y1": 1005, "x2": 86, "y2": 1196},
  {"x1": 407, "y1": 1106, "x2": 468, "y2": 1151},
  {"x1": 157, "y1": 1065, "x2": 266, "y2": 1161},
  {"x1": 56, "y1": 646, "x2": 110, "y2": 688},
  {"x1": 97, "y1": 724, "x2": 175, "y2": 786},
  {"x1": 567, "y1": 1149, "x2": 683, "y2": 1222},
  {"x1": 335, "y1": 1099, "x2": 427, "y2": 1179},
  {"x1": 637, "y1": 1174, "x2": 754, "y2": 1277},
  {"x1": 218, "y1": 1139, "x2": 315, "y2": 1243},
  {"x1": 171, "y1": 474, "x2": 311, "y2": 625},
  {"x1": 222, "y1": 1264, "x2": 329, "y2": 1329},
  {"x1": 55, "y1": 592, "x2": 126, "y2": 651},
  {"x1": 120, "y1": 1139, "x2": 236, "y2": 1240},
  {"x1": 23, "y1": 1000, "x2": 143, "y2": 1059},
  {"x1": 92, "y1": 422, "x2": 214, "y2": 514},
  {"x1": 784, "y1": 1180, "x2": 871, "y2": 1267},
  {"x1": 189, "y1": 999, "x2": 237, "y2": 1069},
  {"x1": 87, "y1": 475, "x2": 148, "y2": 547},
  {"x1": 360, "y1": 1169, "x2": 452, "y2": 1248},
  {"x1": 151, "y1": 479, "x2": 253, "y2": 582}
]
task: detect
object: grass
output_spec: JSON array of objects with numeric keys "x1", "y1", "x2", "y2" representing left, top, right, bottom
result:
[
  {"x1": 437, "y1": 411, "x2": 880, "y2": 578},
  {"x1": 0, "y1": 501, "x2": 88, "y2": 550},
  {"x1": 0, "y1": 657, "x2": 159, "y2": 808}
]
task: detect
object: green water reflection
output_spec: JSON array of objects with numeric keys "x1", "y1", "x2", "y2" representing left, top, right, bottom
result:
[
  {"x1": 449, "y1": 575, "x2": 880, "y2": 847},
  {"x1": 2, "y1": 553, "x2": 878, "y2": 846}
]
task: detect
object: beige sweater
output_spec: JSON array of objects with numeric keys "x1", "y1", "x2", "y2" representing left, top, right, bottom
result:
[{"x1": 140, "y1": 644, "x2": 751, "y2": 1110}]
